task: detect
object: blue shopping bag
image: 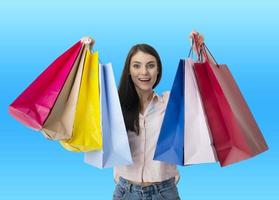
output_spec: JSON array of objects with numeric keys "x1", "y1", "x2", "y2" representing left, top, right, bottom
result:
[
  {"x1": 153, "y1": 60, "x2": 185, "y2": 165},
  {"x1": 84, "y1": 63, "x2": 133, "y2": 168}
]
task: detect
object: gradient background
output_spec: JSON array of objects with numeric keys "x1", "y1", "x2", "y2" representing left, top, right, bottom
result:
[{"x1": 0, "y1": 0, "x2": 278, "y2": 199}]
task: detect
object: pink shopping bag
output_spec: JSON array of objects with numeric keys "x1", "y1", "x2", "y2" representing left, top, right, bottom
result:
[
  {"x1": 9, "y1": 41, "x2": 82, "y2": 130},
  {"x1": 192, "y1": 33, "x2": 268, "y2": 166}
]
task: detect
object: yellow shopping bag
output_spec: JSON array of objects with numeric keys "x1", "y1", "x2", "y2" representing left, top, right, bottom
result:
[{"x1": 60, "y1": 49, "x2": 102, "y2": 152}]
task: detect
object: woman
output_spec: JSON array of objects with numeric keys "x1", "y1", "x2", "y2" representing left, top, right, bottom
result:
[
  {"x1": 82, "y1": 32, "x2": 204, "y2": 200},
  {"x1": 114, "y1": 43, "x2": 180, "y2": 200}
]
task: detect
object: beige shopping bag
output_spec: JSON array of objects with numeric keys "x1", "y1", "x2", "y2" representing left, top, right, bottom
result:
[{"x1": 41, "y1": 43, "x2": 89, "y2": 140}]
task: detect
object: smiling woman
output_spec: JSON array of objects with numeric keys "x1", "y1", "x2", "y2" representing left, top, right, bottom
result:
[
  {"x1": 129, "y1": 51, "x2": 159, "y2": 110},
  {"x1": 114, "y1": 43, "x2": 180, "y2": 200},
  {"x1": 118, "y1": 44, "x2": 163, "y2": 136}
]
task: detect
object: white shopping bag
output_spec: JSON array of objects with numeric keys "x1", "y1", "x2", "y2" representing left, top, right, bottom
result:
[
  {"x1": 184, "y1": 59, "x2": 218, "y2": 165},
  {"x1": 84, "y1": 63, "x2": 133, "y2": 168}
]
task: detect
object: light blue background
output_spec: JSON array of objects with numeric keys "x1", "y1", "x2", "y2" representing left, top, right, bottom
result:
[{"x1": 1, "y1": 0, "x2": 278, "y2": 199}]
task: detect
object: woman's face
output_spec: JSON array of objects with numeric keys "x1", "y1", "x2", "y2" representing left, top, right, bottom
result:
[{"x1": 129, "y1": 51, "x2": 158, "y2": 94}]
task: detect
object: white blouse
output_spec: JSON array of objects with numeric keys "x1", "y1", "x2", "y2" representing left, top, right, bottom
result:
[{"x1": 113, "y1": 91, "x2": 180, "y2": 184}]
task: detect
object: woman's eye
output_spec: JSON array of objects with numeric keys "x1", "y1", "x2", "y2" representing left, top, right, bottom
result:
[
  {"x1": 147, "y1": 64, "x2": 155, "y2": 68},
  {"x1": 133, "y1": 64, "x2": 140, "y2": 69}
]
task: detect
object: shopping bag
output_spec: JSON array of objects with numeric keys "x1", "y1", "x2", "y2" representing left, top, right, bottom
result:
[
  {"x1": 60, "y1": 49, "x2": 102, "y2": 152},
  {"x1": 84, "y1": 63, "x2": 133, "y2": 168},
  {"x1": 193, "y1": 40, "x2": 268, "y2": 166},
  {"x1": 9, "y1": 41, "x2": 82, "y2": 130},
  {"x1": 153, "y1": 60, "x2": 185, "y2": 165},
  {"x1": 41, "y1": 44, "x2": 89, "y2": 140},
  {"x1": 184, "y1": 58, "x2": 218, "y2": 165}
]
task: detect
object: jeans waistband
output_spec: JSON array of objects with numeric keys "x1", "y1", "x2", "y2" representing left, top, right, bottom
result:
[{"x1": 119, "y1": 176, "x2": 175, "y2": 194}]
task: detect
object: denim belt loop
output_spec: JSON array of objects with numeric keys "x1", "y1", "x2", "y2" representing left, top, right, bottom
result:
[
  {"x1": 153, "y1": 183, "x2": 159, "y2": 194},
  {"x1": 127, "y1": 182, "x2": 132, "y2": 193}
]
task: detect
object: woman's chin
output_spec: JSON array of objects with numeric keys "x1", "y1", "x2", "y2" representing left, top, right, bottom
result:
[{"x1": 135, "y1": 85, "x2": 153, "y2": 93}]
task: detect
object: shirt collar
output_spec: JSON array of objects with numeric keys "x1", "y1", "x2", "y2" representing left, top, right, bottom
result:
[
  {"x1": 152, "y1": 92, "x2": 163, "y2": 103},
  {"x1": 139, "y1": 91, "x2": 162, "y2": 118}
]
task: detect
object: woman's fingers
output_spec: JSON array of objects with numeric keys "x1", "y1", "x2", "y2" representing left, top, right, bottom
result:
[
  {"x1": 189, "y1": 31, "x2": 204, "y2": 56},
  {"x1": 81, "y1": 36, "x2": 95, "y2": 45},
  {"x1": 189, "y1": 31, "x2": 204, "y2": 46}
]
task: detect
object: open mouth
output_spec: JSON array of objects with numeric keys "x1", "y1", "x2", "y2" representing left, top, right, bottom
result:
[{"x1": 138, "y1": 78, "x2": 151, "y2": 83}]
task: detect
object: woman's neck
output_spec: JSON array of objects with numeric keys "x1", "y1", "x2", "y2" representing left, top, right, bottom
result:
[{"x1": 136, "y1": 89, "x2": 154, "y2": 114}]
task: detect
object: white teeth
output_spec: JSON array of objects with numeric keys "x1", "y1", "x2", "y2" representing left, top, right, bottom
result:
[{"x1": 139, "y1": 78, "x2": 151, "y2": 81}]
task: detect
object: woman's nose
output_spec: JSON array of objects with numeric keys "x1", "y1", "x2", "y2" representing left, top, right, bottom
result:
[{"x1": 140, "y1": 67, "x2": 148, "y2": 75}]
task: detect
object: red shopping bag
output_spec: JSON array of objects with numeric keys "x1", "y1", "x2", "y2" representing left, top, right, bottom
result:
[
  {"x1": 192, "y1": 34, "x2": 268, "y2": 167},
  {"x1": 9, "y1": 41, "x2": 82, "y2": 130}
]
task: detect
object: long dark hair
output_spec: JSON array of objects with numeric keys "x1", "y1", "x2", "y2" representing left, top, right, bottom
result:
[{"x1": 118, "y1": 44, "x2": 162, "y2": 135}]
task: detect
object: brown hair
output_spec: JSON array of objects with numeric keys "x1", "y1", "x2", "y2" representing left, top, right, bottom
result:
[{"x1": 118, "y1": 44, "x2": 162, "y2": 135}]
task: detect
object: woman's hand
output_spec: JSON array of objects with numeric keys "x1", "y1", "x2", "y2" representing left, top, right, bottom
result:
[
  {"x1": 189, "y1": 31, "x2": 204, "y2": 56},
  {"x1": 81, "y1": 36, "x2": 95, "y2": 49}
]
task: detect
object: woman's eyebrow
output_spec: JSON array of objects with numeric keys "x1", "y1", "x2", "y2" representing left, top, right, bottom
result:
[
  {"x1": 131, "y1": 60, "x2": 155, "y2": 64},
  {"x1": 131, "y1": 61, "x2": 141, "y2": 64},
  {"x1": 146, "y1": 61, "x2": 156, "y2": 64}
]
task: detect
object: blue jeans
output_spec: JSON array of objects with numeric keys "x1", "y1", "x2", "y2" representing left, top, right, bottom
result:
[{"x1": 113, "y1": 176, "x2": 180, "y2": 200}]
